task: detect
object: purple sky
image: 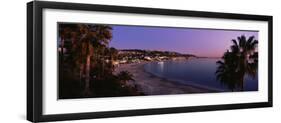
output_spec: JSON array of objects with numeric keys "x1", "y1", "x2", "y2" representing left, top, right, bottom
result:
[{"x1": 109, "y1": 25, "x2": 258, "y2": 57}]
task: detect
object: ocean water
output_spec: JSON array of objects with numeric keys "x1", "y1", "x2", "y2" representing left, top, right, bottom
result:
[{"x1": 144, "y1": 58, "x2": 258, "y2": 91}]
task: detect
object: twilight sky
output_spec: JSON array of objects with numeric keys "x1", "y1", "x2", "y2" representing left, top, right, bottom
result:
[{"x1": 109, "y1": 25, "x2": 258, "y2": 58}]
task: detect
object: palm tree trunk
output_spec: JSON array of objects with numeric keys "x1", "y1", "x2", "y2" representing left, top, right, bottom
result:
[
  {"x1": 239, "y1": 73, "x2": 245, "y2": 91},
  {"x1": 79, "y1": 64, "x2": 84, "y2": 83},
  {"x1": 84, "y1": 54, "x2": 91, "y2": 95}
]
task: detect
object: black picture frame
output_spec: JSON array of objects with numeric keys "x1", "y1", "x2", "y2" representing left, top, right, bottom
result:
[{"x1": 27, "y1": 1, "x2": 273, "y2": 122}]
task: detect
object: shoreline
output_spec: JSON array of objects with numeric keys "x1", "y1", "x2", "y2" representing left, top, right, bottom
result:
[{"x1": 114, "y1": 61, "x2": 217, "y2": 95}]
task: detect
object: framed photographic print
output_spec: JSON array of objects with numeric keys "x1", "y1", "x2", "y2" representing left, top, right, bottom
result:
[{"x1": 27, "y1": 1, "x2": 273, "y2": 122}]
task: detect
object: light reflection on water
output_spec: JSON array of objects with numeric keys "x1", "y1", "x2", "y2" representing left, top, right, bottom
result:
[{"x1": 144, "y1": 58, "x2": 258, "y2": 91}]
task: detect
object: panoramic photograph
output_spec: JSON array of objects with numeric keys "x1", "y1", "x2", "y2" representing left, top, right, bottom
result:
[{"x1": 58, "y1": 23, "x2": 258, "y2": 99}]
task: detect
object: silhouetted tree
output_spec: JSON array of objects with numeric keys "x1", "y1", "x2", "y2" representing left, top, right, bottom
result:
[
  {"x1": 117, "y1": 71, "x2": 135, "y2": 87},
  {"x1": 59, "y1": 24, "x2": 113, "y2": 96},
  {"x1": 216, "y1": 35, "x2": 258, "y2": 91}
]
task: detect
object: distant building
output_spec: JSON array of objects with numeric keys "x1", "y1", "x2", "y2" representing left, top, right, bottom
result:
[{"x1": 144, "y1": 56, "x2": 152, "y2": 61}]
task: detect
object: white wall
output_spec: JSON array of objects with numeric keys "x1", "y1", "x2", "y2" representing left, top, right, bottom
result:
[{"x1": 0, "y1": 0, "x2": 280, "y2": 123}]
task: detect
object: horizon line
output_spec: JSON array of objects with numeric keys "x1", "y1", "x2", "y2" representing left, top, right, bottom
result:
[{"x1": 115, "y1": 48, "x2": 223, "y2": 58}]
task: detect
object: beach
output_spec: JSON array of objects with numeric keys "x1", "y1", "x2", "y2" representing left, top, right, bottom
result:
[{"x1": 114, "y1": 62, "x2": 216, "y2": 95}]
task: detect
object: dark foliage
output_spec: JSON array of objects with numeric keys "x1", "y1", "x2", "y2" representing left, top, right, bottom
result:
[
  {"x1": 216, "y1": 35, "x2": 258, "y2": 91},
  {"x1": 58, "y1": 23, "x2": 143, "y2": 99}
]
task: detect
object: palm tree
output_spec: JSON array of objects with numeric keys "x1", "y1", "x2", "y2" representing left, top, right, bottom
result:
[
  {"x1": 109, "y1": 47, "x2": 118, "y2": 69},
  {"x1": 80, "y1": 26, "x2": 95, "y2": 95},
  {"x1": 59, "y1": 24, "x2": 113, "y2": 96},
  {"x1": 216, "y1": 35, "x2": 258, "y2": 91},
  {"x1": 216, "y1": 51, "x2": 240, "y2": 91},
  {"x1": 90, "y1": 25, "x2": 113, "y2": 81},
  {"x1": 80, "y1": 25, "x2": 113, "y2": 95},
  {"x1": 90, "y1": 25, "x2": 113, "y2": 46},
  {"x1": 109, "y1": 47, "x2": 118, "y2": 61},
  {"x1": 58, "y1": 24, "x2": 78, "y2": 63},
  {"x1": 117, "y1": 71, "x2": 135, "y2": 87}
]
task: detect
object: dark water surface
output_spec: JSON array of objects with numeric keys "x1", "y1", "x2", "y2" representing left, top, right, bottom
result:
[{"x1": 144, "y1": 58, "x2": 258, "y2": 91}]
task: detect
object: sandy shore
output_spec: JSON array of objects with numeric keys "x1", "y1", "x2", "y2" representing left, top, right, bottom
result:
[{"x1": 114, "y1": 62, "x2": 216, "y2": 95}]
